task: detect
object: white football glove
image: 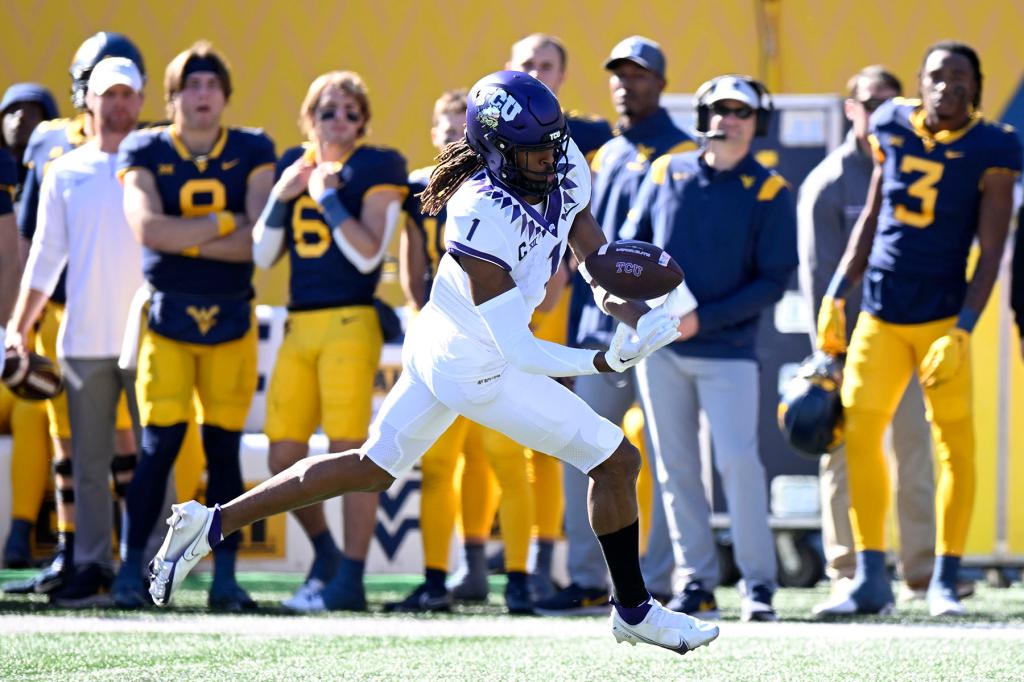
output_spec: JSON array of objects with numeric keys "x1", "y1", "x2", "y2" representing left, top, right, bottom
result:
[{"x1": 604, "y1": 311, "x2": 681, "y2": 373}]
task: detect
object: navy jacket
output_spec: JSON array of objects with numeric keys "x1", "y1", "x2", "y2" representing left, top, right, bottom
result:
[{"x1": 623, "y1": 150, "x2": 797, "y2": 359}]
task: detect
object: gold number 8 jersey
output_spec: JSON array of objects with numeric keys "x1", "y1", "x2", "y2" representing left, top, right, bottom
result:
[{"x1": 117, "y1": 125, "x2": 276, "y2": 297}]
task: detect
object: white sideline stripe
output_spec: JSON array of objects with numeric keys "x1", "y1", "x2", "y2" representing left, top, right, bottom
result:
[{"x1": 1, "y1": 616, "x2": 1023, "y2": 640}]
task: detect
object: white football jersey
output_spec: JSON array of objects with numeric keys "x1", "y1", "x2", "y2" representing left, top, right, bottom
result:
[{"x1": 413, "y1": 138, "x2": 591, "y2": 380}]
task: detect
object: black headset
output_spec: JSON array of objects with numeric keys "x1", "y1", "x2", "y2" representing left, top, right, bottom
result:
[{"x1": 694, "y1": 74, "x2": 774, "y2": 137}]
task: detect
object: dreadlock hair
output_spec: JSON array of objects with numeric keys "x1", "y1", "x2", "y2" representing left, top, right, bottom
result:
[
  {"x1": 922, "y1": 40, "x2": 982, "y2": 108},
  {"x1": 419, "y1": 138, "x2": 483, "y2": 216}
]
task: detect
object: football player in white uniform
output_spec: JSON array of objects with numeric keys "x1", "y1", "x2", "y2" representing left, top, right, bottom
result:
[{"x1": 147, "y1": 72, "x2": 718, "y2": 655}]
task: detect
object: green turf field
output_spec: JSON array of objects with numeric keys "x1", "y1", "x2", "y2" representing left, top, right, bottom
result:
[{"x1": 2, "y1": 571, "x2": 1024, "y2": 681}]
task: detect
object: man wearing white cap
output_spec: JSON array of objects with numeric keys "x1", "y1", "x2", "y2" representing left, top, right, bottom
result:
[
  {"x1": 622, "y1": 74, "x2": 797, "y2": 621},
  {"x1": 6, "y1": 57, "x2": 146, "y2": 605}
]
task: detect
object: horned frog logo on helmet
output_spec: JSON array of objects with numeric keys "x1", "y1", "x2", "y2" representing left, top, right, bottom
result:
[{"x1": 474, "y1": 86, "x2": 523, "y2": 131}]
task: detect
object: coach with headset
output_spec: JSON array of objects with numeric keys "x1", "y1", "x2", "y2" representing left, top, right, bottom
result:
[{"x1": 622, "y1": 74, "x2": 797, "y2": 622}]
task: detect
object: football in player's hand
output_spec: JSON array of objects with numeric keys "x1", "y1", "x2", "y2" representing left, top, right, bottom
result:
[
  {"x1": 584, "y1": 240, "x2": 684, "y2": 300},
  {"x1": 2, "y1": 348, "x2": 64, "y2": 401}
]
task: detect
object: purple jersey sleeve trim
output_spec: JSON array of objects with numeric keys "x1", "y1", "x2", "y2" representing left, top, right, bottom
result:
[{"x1": 446, "y1": 240, "x2": 512, "y2": 272}]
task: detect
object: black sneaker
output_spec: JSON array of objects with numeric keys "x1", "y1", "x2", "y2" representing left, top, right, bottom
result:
[
  {"x1": 528, "y1": 572, "x2": 560, "y2": 602},
  {"x1": 504, "y1": 573, "x2": 534, "y2": 615},
  {"x1": 666, "y1": 581, "x2": 720, "y2": 619},
  {"x1": 3, "y1": 548, "x2": 73, "y2": 595},
  {"x1": 533, "y1": 583, "x2": 609, "y2": 616},
  {"x1": 50, "y1": 564, "x2": 114, "y2": 607},
  {"x1": 208, "y1": 582, "x2": 258, "y2": 612},
  {"x1": 383, "y1": 583, "x2": 452, "y2": 613},
  {"x1": 741, "y1": 583, "x2": 777, "y2": 622}
]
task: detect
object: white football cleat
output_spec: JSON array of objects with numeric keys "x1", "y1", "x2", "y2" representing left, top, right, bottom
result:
[
  {"x1": 812, "y1": 592, "x2": 895, "y2": 616},
  {"x1": 282, "y1": 579, "x2": 327, "y2": 612},
  {"x1": 927, "y1": 587, "x2": 966, "y2": 617},
  {"x1": 610, "y1": 598, "x2": 720, "y2": 655},
  {"x1": 148, "y1": 501, "x2": 216, "y2": 607}
]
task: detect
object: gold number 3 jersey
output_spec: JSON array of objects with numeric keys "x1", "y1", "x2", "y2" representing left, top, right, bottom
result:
[{"x1": 865, "y1": 98, "x2": 1022, "y2": 323}]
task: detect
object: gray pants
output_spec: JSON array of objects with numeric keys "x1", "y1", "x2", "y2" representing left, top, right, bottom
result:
[
  {"x1": 636, "y1": 351, "x2": 777, "y2": 593},
  {"x1": 63, "y1": 358, "x2": 140, "y2": 570},
  {"x1": 563, "y1": 369, "x2": 674, "y2": 594},
  {"x1": 819, "y1": 377, "x2": 934, "y2": 584}
]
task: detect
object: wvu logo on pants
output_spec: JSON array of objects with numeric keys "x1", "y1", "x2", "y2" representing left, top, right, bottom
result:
[
  {"x1": 375, "y1": 477, "x2": 421, "y2": 559},
  {"x1": 187, "y1": 305, "x2": 220, "y2": 335}
]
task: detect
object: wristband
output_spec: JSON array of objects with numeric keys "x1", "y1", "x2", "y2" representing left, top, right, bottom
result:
[
  {"x1": 318, "y1": 188, "x2": 352, "y2": 225},
  {"x1": 259, "y1": 192, "x2": 289, "y2": 229},
  {"x1": 825, "y1": 272, "x2": 852, "y2": 300},
  {"x1": 215, "y1": 211, "x2": 236, "y2": 237},
  {"x1": 182, "y1": 245, "x2": 200, "y2": 257},
  {"x1": 955, "y1": 308, "x2": 980, "y2": 333},
  {"x1": 318, "y1": 188, "x2": 352, "y2": 227}
]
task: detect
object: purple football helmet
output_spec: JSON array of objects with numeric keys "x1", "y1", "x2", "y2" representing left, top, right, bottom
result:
[{"x1": 466, "y1": 70, "x2": 569, "y2": 197}]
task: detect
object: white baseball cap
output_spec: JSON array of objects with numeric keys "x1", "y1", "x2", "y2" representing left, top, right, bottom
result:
[
  {"x1": 703, "y1": 76, "x2": 759, "y2": 108},
  {"x1": 88, "y1": 57, "x2": 143, "y2": 95}
]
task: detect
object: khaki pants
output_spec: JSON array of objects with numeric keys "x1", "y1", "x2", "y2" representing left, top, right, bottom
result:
[{"x1": 820, "y1": 375, "x2": 935, "y2": 586}]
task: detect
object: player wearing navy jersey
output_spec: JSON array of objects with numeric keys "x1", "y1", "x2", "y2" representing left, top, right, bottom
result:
[
  {"x1": 252, "y1": 71, "x2": 407, "y2": 612},
  {"x1": 113, "y1": 42, "x2": 275, "y2": 610},
  {"x1": 149, "y1": 71, "x2": 719, "y2": 657},
  {"x1": 814, "y1": 42, "x2": 1021, "y2": 617},
  {"x1": 4, "y1": 33, "x2": 146, "y2": 595}
]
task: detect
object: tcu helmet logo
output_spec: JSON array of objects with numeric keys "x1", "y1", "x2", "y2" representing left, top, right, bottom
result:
[
  {"x1": 615, "y1": 261, "x2": 643, "y2": 278},
  {"x1": 474, "y1": 86, "x2": 523, "y2": 130}
]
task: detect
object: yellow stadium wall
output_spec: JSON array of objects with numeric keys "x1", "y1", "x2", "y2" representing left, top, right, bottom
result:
[{"x1": 3, "y1": 0, "x2": 1023, "y2": 560}]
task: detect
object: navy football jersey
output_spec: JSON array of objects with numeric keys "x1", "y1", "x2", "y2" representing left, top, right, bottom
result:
[
  {"x1": 277, "y1": 144, "x2": 408, "y2": 310},
  {"x1": 118, "y1": 125, "x2": 276, "y2": 296},
  {"x1": 403, "y1": 164, "x2": 447, "y2": 299},
  {"x1": 864, "y1": 98, "x2": 1023, "y2": 323},
  {"x1": 0, "y1": 149, "x2": 15, "y2": 216},
  {"x1": 18, "y1": 115, "x2": 90, "y2": 303}
]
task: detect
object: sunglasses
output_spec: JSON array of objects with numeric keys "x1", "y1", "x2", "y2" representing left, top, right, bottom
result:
[
  {"x1": 858, "y1": 97, "x2": 886, "y2": 113},
  {"x1": 318, "y1": 107, "x2": 362, "y2": 123},
  {"x1": 710, "y1": 102, "x2": 755, "y2": 119}
]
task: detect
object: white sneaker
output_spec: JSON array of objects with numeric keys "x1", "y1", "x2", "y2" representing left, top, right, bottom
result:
[
  {"x1": 897, "y1": 583, "x2": 926, "y2": 604},
  {"x1": 812, "y1": 580, "x2": 895, "y2": 616},
  {"x1": 148, "y1": 501, "x2": 216, "y2": 607},
  {"x1": 927, "y1": 587, "x2": 965, "y2": 617},
  {"x1": 282, "y1": 579, "x2": 327, "y2": 612},
  {"x1": 610, "y1": 598, "x2": 720, "y2": 655}
]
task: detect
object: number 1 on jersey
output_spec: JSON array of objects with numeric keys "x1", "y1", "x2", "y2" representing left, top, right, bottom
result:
[{"x1": 466, "y1": 218, "x2": 480, "y2": 241}]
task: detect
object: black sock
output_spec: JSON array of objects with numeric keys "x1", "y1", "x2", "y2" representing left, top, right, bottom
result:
[
  {"x1": 596, "y1": 520, "x2": 649, "y2": 608},
  {"x1": 425, "y1": 568, "x2": 447, "y2": 592},
  {"x1": 506, "y1": 571, "x2": 528, "y2": 588}
]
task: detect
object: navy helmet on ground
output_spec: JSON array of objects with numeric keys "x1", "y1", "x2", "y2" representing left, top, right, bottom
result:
[
  {"x1": 69, "y1": 31, "x2": 146, "y2": 109},
  {"x1": 778, "y1": 351, "x2": 844, "y2": 458},
  {"x1": 465, "y1": 70, "x2": 568, "y2": 197}
]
